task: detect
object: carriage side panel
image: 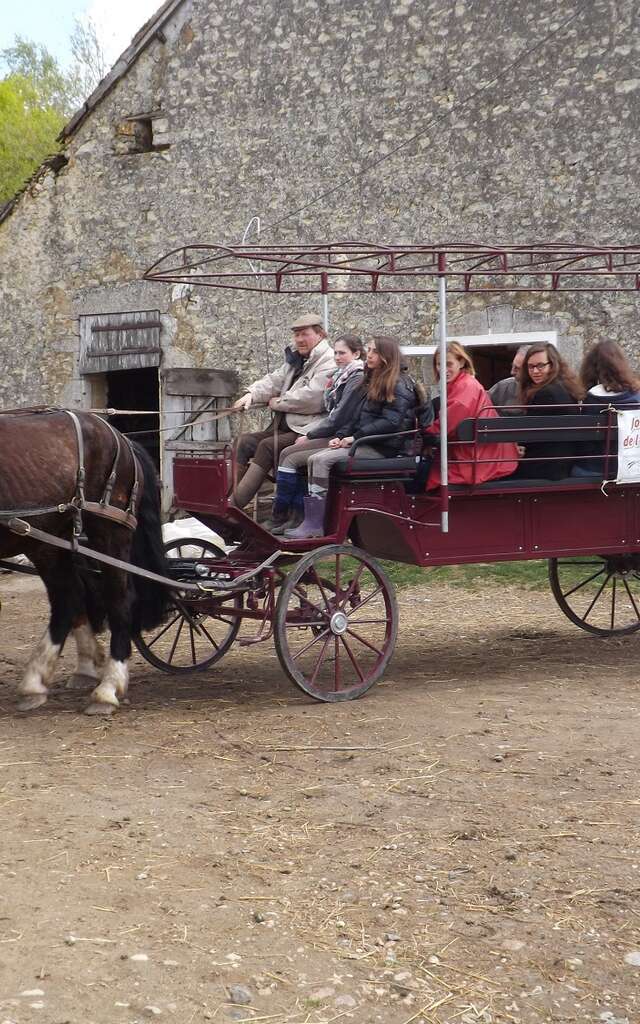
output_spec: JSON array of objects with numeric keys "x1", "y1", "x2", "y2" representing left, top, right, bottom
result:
[
  {"x1": 173, "y1": 457, "x2": 230, "y2": 514},
  {"x1": 528, "y1": 488, "x2": 636, "y2": 556},
  {"x1": 337, "y1": 481, "x2": 640, "y2": 567},
  {"x1": 345, "y1": 489, "x2": 528, "y2": 565}
]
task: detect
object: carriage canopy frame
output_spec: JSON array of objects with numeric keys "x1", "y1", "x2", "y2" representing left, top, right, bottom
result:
[
  {"x1": 144, "y1": 241, "x2": 640, "y2": 532},
  {"x1": 144, "y1": 241, "x2": 640, "y2": 295}
]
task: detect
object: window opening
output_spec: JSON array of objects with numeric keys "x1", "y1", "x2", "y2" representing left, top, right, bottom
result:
[{"x1": 114, "y1": 111, "x2": 171, "y2": 154}]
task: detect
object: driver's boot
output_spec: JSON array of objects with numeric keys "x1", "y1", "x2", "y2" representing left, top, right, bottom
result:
[{"x1": 228, "y1": 463, "x2": 269, "y2": 508}]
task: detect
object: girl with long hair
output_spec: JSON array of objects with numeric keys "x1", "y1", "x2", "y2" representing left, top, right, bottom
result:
[
  {"x1": 424, "y1": 341, "x2": 519, "y2": 487},
  {"x1": 286, "y1": 334, "x2": 420, "y2": 538},
  {"x1": 573, "y1": 340, "x2": 640, "y2": 477},
  {"x1": 513, "y1": 342, "x2": 583, "y2": 479}
]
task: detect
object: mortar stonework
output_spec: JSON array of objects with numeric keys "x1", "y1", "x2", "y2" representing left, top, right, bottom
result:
[{"x1": 0, "y1": 0, "x2": 638, "y2": 408}]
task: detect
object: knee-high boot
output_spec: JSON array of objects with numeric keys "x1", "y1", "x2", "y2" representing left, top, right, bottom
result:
[
  {"x1": 284, "y1": 496, "x2": 327, "y2": 539},
  {"x1": 263, "y1": 469, "x2": 299, "y2": 532},
  {"x1": 228, "y1": 462, "x2": 248, "y2": 495},
  {"x1": 228, "y1": 463, "x2": 269, "y2": 508}
]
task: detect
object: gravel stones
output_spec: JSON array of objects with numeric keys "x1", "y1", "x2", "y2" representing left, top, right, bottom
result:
[{"x1": 226, "y1": 984, "x2": 252, "y2": 1005}]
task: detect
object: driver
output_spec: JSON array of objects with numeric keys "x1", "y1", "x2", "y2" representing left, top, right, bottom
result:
[{"x1": 229, "y1": 313, "x2": 335, "y2": 508}]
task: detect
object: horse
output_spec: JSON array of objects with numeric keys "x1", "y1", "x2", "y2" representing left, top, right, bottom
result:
[{"x1": 0, "y1": 408, "x2": 170, "y2": 715}]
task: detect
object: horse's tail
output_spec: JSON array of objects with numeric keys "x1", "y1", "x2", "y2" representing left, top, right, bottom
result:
[{"x1": 128, "y1": 442, "x2": 171, "y2": 634}]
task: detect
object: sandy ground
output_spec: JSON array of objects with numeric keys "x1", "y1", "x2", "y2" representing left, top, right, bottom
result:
[{"x1": 0, "y1": 570, "x2": 639, "y2": 1024}]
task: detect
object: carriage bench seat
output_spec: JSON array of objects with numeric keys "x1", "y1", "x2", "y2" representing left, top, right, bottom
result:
[
  {"x1": 451, "y1": 412, "x2": 615, "y2": 491},
  {"x1": 334, "y1": 455, "x2": 420, "y2": 479},
  {"x1": 333, "y1": 429, "x2": 427, "y2": 481},
  {"x1": 448, "y1": 475, "x2": 600, "y2": 493},
  {"x1": 456, "y1": 413, "x2": 614, "y2": 445}
]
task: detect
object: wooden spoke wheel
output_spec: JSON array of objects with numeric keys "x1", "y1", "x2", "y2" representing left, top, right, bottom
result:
[
  {"x1": 549, "y1": 554, "x2": 640, "y2": 636},
  {"x1": 134, "y1": 537, "x2": 242, "y2": 673},
  {"x1": 274, "y1": 544, "x2": 398, "y2": 702}
]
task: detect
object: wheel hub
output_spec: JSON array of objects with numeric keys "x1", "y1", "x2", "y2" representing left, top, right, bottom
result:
[{"x1": 329, "y1": 610, "x2": 349, "y2": 635}]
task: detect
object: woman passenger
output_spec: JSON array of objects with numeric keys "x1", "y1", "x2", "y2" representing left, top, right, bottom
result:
[
  {"x1": 424, "y1": 342, "x2": 519, "y2": 487},
  {"x1": 512, "y1": 343, "x2": 583, "y2": 479},
  {"x1": 572, "y1": 339, "x2": 640, "y2": 478},
  {"x1": 286, "y1": 334, "x2": 419, "y2": 539},
  {"x1": 265, "y1": 334, "x2": 365, "y2": 534}
]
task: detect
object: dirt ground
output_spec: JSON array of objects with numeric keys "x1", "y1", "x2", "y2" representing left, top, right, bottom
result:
[{"x1": 0, "y1": 570, "x2": 639, "y2": 1024}]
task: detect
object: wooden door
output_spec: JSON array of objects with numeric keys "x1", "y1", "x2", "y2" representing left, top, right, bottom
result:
[{"x1": 79, "y1": 310, "x2": 162, "y2": 372}]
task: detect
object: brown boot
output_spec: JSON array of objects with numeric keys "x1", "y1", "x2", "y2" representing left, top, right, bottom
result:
[
  {"x1": 228, "y1": 462, "x2": 248, "y2": 493},
  {"x1": 229, "y1": 463, "x2": 269, "y2": 508}
]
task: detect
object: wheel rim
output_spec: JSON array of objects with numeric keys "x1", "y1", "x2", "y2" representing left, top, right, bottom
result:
[
  {"x1": 274, "y1": 544, "x2": 398, "y2": 701},
  {"x1": 549, "y1": 555, "x2": 640, "y2": 636},
  {"x1": 134, "y1": 538, "x2": 241, "y2": 673}
]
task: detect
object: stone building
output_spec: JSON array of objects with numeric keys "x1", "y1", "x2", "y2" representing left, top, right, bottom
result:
[{"x1": 0, "y1": 0, "x2": 638, "y2": 503}]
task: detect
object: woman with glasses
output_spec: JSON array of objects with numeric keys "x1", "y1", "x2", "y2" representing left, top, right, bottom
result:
[{"x1": 513, "y1": 343, "x2": 583, "y2": 479}]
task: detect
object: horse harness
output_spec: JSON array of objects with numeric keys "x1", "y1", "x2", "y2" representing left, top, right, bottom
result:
[{"x1": 0, "y1": 409, "x2": 140, "y2": 548}]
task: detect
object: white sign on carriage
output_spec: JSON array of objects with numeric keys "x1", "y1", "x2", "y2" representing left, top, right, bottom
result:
[{"x1": 616, "y1": 410, "x2": 640, "y2": 484}]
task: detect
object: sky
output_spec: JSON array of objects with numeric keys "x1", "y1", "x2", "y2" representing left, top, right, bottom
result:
[{"x1": 0, "y1": 0, "x2": 161, "y2": 68}]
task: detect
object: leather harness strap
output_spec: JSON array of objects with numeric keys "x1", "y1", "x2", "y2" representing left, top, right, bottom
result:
[
  {"x1": 7, "y1": 517, "x2": 284, "y2": 593},
  {"x1": 67, "y1": 411, "x2": 140, "y2": 538},
  {"x1": 99, "y1": 417, "x2": 140, "y2": 526},
  {"x1": 0, "y1": 409, "x2": 139, "y2": 534}
]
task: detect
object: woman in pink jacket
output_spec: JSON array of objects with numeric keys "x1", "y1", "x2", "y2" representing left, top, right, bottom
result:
[{"x1": 425, "y1": 342, "x2": 519, "y2": 487}]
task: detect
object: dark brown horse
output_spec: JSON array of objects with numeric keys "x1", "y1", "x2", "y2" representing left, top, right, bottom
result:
[{"x1": 0, "y1": 409, "x2": 169, "y2": 714}]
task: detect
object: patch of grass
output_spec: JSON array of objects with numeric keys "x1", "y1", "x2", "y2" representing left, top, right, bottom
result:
[
  {"x1": 380, "y1": 558, "x2": 549, "y2": 591},
  {"x1": 301, "y1": 550, "x2": 551, "y2": 593}
]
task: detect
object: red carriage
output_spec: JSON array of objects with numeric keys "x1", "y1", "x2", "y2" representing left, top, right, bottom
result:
[{"x1": 129, "y1": 242, "x2": 640, "y2": 701}]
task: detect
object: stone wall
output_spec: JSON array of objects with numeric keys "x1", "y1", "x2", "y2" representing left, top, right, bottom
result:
[{"x1": 0, "y1": 0, "x2": 639, "y2": 409}]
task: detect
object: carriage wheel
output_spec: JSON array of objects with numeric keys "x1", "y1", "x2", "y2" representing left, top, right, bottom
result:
[
  {"x1": 134, "y1": 537, "x2": 242, "y2": 673},
  {"x1": 548, "y1": 555, "x2": 640, "y2": 636},
  {"x1": 274, "y1": 544, "x2": 398, "y2": 701}
]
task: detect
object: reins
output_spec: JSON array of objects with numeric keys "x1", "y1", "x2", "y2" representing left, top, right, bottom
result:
[{"x1": 119, "y1": 407, "x2": 240, "y2": 439}]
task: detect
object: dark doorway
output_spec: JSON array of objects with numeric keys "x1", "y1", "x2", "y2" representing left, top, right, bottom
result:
[
  {"x1": 106, "y1": 367, "x2": 160, "y2": 468},
  {"x1": 471, "y1": 345, "x2": 518, "y2": 390}
]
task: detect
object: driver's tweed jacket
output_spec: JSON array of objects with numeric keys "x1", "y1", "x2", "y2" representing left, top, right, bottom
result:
[{"x1": 247, "y1": 339, "x2": 336, "y2": 435}]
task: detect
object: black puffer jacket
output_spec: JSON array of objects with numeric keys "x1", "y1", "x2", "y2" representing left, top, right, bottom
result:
[
  {"x1": 306, "y1": 367, "x2": 365, "y2": 440},
  {"x1": 335, "y1": 372, "x2": 419, "y2": 456}
]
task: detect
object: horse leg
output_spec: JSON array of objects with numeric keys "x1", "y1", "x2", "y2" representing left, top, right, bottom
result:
[
  {"x1": 85, "y1": 565, "x2": 132, "y2": 716},
  {"x1": 66, "y1": 618, "x2": 107, "y2": 690},
  {"x1": 17, "y1": 559, "x2": 82, "y2": 711},
  {"x1": 17, "y1": 629, "x2": 63, "y2": 710}
]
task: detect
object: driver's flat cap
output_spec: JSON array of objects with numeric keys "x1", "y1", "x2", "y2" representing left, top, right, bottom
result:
[{"x1": 291, "y1": 313, "x2": 324, "y2": 329}]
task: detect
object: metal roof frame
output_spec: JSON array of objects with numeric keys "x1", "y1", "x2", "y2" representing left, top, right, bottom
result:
[{"x1": 144, "y1": 241, "x2": 640, "y2": 294}]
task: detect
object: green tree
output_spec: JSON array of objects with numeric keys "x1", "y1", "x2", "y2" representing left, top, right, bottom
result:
[
  {"x1": 2, "y1": 26, "x2": 107, "y2": 118},
  {"x1": 0, "y1": 26, "x2": 107, "y2": 205},
  {"x1": 1, "y1": 37, "x2": 75, "y2": 115},
  {"x1": 0, "y1": 73, "x2": 64, "y2": 204}
]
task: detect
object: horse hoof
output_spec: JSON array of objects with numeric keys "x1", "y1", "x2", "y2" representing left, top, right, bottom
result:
[
  {"x1": 17, "y1": 694, "x2": 48, "y2": 711},
  {"x1": 66, "y1": 672, "x2": 98, "y2": 690},
  {"x1": 84, "y1": 702, "x2": 116, "y2": 717}
]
